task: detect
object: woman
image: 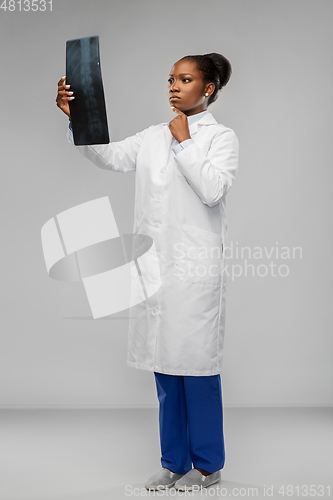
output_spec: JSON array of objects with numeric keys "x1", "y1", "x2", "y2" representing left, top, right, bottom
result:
[{"x1": 56, "y1": 53, "x2": 239, "y2": 491}]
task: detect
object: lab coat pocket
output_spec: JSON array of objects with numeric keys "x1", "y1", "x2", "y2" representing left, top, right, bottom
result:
[{"x1": 174, "y1": 224, "x2": 223, "y2": 286}]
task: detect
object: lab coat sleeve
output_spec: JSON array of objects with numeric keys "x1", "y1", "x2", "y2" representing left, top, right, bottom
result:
[
  {"x1": 172, "y1": 138, "x2": 194, "y2": 155},
  {"x1": 173, "y1": 127, "x2": 239, "y2": 207},
  {"x1": 66, "y1": 121, "x2": 150, "y2": 173}
]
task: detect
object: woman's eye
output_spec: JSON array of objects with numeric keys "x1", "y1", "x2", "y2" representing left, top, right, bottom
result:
[{"x1": 168, "y1": 78, "x2": 191, "y2": 84}]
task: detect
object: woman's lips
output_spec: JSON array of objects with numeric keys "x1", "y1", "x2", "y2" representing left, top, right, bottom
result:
[{"x1": 170, "y1": 96, "x2": 180, "y2": 100}]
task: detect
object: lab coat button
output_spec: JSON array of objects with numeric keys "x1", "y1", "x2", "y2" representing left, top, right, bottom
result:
[
  {"x1": 154, "y1": 222, "x2": 160, "y2": 227},
  {"x1": 153, "y1": 307, "x2": 158, "y2": 314}
]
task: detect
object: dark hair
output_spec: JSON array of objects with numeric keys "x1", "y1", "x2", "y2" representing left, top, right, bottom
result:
[{"x1": 179, "y1": 53, "x2": 232, "y2": 106}]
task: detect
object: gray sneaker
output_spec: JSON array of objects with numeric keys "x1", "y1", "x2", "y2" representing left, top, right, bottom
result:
[
  {"x1": 145, "y1": 467, "x2": 185, "y2": 490},
  {"x1": 174, "y1": 468, "x2": 221, "y2": 491}
]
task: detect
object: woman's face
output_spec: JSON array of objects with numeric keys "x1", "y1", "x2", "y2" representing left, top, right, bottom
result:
[{"x1": 167, "y1": 59, "x2": 214, "y2": 115}]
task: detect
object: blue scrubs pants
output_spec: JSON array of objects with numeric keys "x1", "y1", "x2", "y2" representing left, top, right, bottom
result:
[{"x1": 154, "y1": 372, "x2": 225, "y2": 475}]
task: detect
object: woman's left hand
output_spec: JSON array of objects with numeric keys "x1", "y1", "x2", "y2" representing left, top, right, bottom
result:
[{"x1": 168, "y1": 106, "x2": 191, "y2": 143}]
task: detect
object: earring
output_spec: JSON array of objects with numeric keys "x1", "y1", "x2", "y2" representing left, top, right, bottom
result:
[{"x1": 205, "y1": 93, "x2": 209, "y2": 97}]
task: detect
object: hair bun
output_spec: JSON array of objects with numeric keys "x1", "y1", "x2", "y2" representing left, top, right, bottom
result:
[{"x1": 204, "y1": 52, "x2": 232, "y2": 89}]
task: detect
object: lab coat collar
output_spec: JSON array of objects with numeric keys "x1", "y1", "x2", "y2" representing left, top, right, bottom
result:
[
  {"x1": 163, "y1": 111, "x2": 218, "y2": 150},
  {"x1": 163, "y1": 111, "x2": 217, "y2": 135}
]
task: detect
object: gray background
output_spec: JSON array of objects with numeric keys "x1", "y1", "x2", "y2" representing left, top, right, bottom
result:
[{"x1": 0, "y1": 0, "x2": 332, "y2": 408}]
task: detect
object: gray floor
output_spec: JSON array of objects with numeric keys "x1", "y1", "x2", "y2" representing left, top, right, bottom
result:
[{"x1": 0, "y1": 408, "x2": 331, "y2": 499}]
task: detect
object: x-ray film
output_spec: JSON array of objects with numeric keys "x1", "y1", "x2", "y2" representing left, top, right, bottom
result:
[{"x1": 66, "y1": 35, "x2": 110, "y2": 145}]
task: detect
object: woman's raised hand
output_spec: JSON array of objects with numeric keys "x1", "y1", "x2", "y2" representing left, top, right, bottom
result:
[
  {"x1": 55, "y1": 76, "x2": 75, "y2": 119},
  {"x1": 168, "y1": 106, "x2": 191, "y2": 144}
]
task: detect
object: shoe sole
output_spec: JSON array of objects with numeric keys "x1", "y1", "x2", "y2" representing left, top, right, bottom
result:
[
  {"x1": 175, "y1": 476, "x2": 221, "y2": 491},
  {"x1": 145, "y1": 481, "x2": 176, "y2": 490}
]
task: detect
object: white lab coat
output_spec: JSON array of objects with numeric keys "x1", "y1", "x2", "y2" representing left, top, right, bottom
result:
[{"x1": 67, "y1": 111, "x2": 239, "y2": 375}]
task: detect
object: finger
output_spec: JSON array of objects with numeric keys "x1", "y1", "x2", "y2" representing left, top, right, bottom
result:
[
  {"x1": 61, "y1": 95, "x2": 75, "y2": 101},
  {"x1": 58, "y1": 89, "x2": 74, "y2": 97},
  {"x1": 171, "y1": 106, "x2": 186, "y2": 116},
  {"x1": 58, "y1": 79, "x2": 72, "y2": 94},
  {"x1": 58, "y1": 84, "x2": 71, "y2": 92},
  {"x1": 58, "y1": 77, "x2": 68, "y2": 88},
  {"x1": 56, "y1": 93, "x2": 74, "y2": 102}
]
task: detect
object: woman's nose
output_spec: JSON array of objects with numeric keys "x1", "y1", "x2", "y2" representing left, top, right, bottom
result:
[{"x1": 170, "y1": 81, "x2": 179, "y2": 91}]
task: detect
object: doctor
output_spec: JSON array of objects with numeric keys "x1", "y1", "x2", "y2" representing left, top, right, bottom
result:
[{"x1": 56, "y1": 52, "x2": 239, "y2": 491}]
